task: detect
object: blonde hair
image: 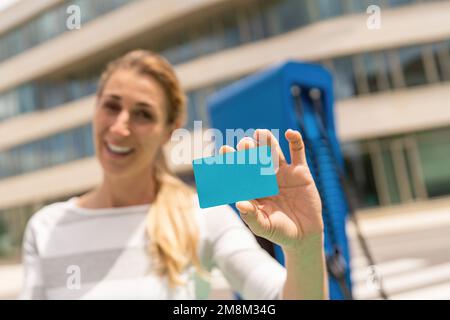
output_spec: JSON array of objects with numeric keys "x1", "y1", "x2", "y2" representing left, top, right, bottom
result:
[{"x1": 98, "y1": 50, "x2": 206, "y2": 287}]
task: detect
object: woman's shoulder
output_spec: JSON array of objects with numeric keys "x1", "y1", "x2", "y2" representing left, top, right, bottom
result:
[{"x1": 26, "y1": 198, "x2": 76, "y2": 231}]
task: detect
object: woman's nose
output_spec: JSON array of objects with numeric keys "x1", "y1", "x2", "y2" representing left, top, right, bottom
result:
[{"x1": 110, "y1": 111, "x2": 131, "y2": 136}]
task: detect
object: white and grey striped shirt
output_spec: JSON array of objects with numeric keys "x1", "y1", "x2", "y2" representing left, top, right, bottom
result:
[{"x1": 20, "y1": 196, "x2": 286, "y2": 300}]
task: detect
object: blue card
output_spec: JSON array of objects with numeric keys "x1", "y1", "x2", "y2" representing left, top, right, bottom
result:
[{"x1": 192, "y1": 145, "x2": 279, "y2": 209}]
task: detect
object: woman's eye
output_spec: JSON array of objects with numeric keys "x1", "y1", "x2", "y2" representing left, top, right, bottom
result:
[
  {"x1": 135, "y1": 110, "x2": 154, "y2": 121},
  {"x1": 104, "y1": 102, "x2": 121, "y2": 112}
]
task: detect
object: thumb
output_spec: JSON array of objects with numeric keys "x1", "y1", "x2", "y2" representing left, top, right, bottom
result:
[
  {"x1": 235, "y1": 200, "x2": 261, "y2": 232},
  {"x1": 236, "y1": 200, "x2": 256, "y2": 215}
]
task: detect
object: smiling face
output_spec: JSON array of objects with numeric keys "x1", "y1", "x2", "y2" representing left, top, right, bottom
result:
[{"x1": 93, "y1": 69, "x2": 173, "y2": 177}]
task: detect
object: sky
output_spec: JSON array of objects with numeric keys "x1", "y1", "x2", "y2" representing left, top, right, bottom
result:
[{"x1": 0, "y1": 0, "x2": 20, "y2": 12}]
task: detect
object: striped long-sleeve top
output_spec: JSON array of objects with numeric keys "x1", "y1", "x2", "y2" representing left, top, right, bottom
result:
[{"x1": 19, "y1": 195, "x2": 286, "y2": 299}]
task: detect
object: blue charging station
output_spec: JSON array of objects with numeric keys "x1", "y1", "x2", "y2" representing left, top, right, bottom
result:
[{"x1": 206, "y1": 61, "x2": 353, "y2": 300}]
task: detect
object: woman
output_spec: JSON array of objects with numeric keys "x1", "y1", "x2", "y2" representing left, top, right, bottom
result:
[{"x1": 20, "y1": 50, "x2": 327, "y2": 300}]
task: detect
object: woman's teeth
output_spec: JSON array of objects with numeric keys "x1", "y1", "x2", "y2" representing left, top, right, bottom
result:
[{"x1": 107, "y1": 143, "x2": 133, "y2": 154}]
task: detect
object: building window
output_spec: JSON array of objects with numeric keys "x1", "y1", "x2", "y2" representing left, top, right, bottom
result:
[
  {"x1": 416, "y1": 128, "x2": 450, "y2": 198},
  {"x1": 398, "y1": 45, "x2": 428, "y2": 87},
  {"x1": 0, "y1": 0, "x2": 137, "y2": 64},
  {"x1": 343, "y1": 126, "x2": 450, "y2": 208},
  {"x1": 362, "y1": 52, "x2": 392, "y2": 93},
  {"x1": 0, "y1": 124, "x2": 94, "y2": 179},
  {"x1": 434, "y1": 41, "x2": 450, "y2": 82},
  {"x1": 343, "y1": 142, "x2": 380, "y2": 208},
  {"x1": 332, "y1": 56, "x2": 357, "y2": 100},
  {"x1": 316, "y1": 0, "x2": 344, "y2": 19}
]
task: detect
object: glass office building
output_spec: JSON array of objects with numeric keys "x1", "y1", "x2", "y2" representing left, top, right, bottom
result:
[{"x1": 1, "y1": 0, "x2": 450, "y2": 255}]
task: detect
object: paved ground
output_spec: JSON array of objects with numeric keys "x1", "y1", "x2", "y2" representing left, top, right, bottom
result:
[
  {"x1": 2, "y1": 198, "x2": 450, "y2": 300},
  {"x1": 348, "y1": 203, "x2": 450, "y2": 300}
]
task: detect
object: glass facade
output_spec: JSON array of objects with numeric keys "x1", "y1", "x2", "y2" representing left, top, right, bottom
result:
[
  {"x1": 0, "y1": 0, "x2": 449, "y2": 122},
  {"x1": 0, "y1": 73, "x2": 99, "y2": 121},
  {"x1": 0, "y1": 0, "x2": 137, "y2": 63},
  {"x1": 343, "y1": 126, "x2": 450, "y2": 209},
  {"x1": 398, "y1": 46, "x2": 428, "y2": 87},
  {"x1": 416, "y1": 127, "x2": 450, "y2": 198},
  {"x1": 1, "y1": 0, "x2": 444, "y2": 64},
  {"x1": 323, "y1": 39, "x2": 450, "y2": 100},
  {"x1": 0, "y1": 123, "x2": 93, "y2": 179},
  {"x1": 1, "y1": 37, "x2": 449, "y2": 123},
  {"x1": 1, "y1": 39, "x2": 449, "y2": 180},
  {"x1": 157, "y1": 0, "x2": 446, "y2": 66}
]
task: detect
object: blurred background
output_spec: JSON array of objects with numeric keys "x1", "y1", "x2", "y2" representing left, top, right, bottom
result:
[{"x1": 0, "y1": 0, "x2": 449, "y2": 299}]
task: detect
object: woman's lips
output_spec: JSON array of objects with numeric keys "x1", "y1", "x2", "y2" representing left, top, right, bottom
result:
[{"x1": 104, "y1": 142, "x2": 135, "y2": 157}]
